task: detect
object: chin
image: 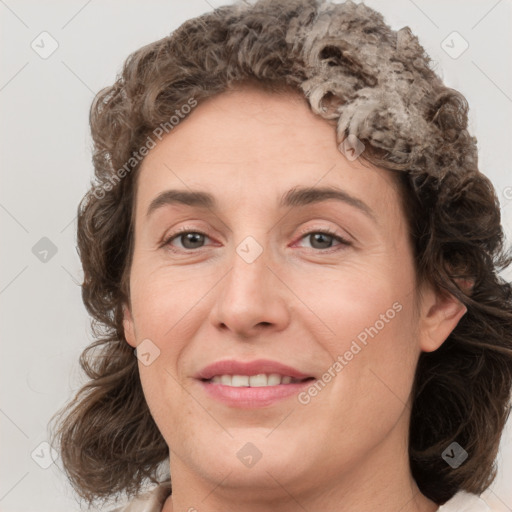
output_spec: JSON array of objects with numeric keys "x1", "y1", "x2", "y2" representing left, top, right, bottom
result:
[{"x1": 228, "y1": 439, "x2": 309, "y2": 476}]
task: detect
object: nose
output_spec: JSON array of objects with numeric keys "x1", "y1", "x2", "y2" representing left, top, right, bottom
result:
[{"x1": 208, "y1": 241, "x2": 291, "y2": 339}]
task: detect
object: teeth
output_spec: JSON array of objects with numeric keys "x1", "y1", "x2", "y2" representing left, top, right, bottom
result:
[
  {"x1": 267, "y1": 374, "x2": 282, "y2": 386},
  {"x1": 232, "y1": 375, "x2": 249, "y2": 387},
  {"x1": 249, "y1": 374, "x2": 267, "y2": 387},
  {"x1": 209, "y1": 373, "x2": 303, "y2": 387}
]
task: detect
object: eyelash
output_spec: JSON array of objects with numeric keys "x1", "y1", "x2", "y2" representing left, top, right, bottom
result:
[{"x1": 161, "y1": 226, "x2": 351, "y2": 253}]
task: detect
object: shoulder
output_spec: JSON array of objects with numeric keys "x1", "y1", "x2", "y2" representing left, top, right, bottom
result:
[
  {"x1": 438, "y1": 491, "x2": 494, "y2": 512},
  {"x1": 107, "y1": 480, "x2": 172, "y2": 512}
]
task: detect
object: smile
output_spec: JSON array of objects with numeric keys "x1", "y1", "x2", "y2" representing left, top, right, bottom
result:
[{"x1": 206, "y1": 373, "x2": 312, "y2": 387}]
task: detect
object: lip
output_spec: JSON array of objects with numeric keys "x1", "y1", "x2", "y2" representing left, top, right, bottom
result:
[
  {"x1": 197, "y1": 379, "x2": 313, "y2": 408},
  {"x1": 195, "y1": 359, "x2": 314, "y2": 381},
  {"x1": 194, "y1": 359, "x2": 315, "y2": 408}
]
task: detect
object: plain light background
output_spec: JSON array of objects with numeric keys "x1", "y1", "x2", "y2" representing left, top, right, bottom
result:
[{"x1": 1, "y1": 0, "x2": 511, "y2": 510}]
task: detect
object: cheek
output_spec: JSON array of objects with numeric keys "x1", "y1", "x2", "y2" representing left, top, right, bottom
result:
[
  {"x1": 130, "y1": 262, "x2": 207, "y2": 337},
  {"x1": 302, "y1": 295, "x2": 419, "y2": 456},
  {"x1": 303, "y1": 264, "x2": 419, "y2": 410},
  {"x1": 128, "y1": 266, "x2": 216, "y2": 420},
  {"x1": 300, "y1": 259, "x2": 415, "y2": 349}
]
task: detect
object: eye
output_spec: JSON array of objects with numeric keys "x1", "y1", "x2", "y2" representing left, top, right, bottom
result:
[
  {"x1": 162, "y1": 227, "x2": 351, "y2": 253},
  {"x1": 163, "y1": 229, "x2": 210, "y2": 251},
  {"x1": 295, "y1": 229, "x2": 351, "y2": 251}
]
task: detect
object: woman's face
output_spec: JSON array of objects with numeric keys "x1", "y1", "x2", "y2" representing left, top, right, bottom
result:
[{"x1": 123, "y1": 86, "x2": 466, "y2": 501}]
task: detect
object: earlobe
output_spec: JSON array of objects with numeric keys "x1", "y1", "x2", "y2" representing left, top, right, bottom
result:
[
  {"x1": 122, "y1": 304, "x2": 137, "y2": 348},
  {"x1": 419, "y1": 285, "x2": 468, "y2": 353}
]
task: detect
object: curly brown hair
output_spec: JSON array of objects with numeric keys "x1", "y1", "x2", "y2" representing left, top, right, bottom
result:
[{"x1": 48, "y1": 0, "x2": 512, "y2": 508}]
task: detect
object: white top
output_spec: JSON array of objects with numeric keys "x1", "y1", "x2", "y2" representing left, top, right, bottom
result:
[
  {"x1": 438, "y1": 490, "x2": 491, "y2": 511},
  {"x1": 108, "y1": 481, "x2": 493, "y2": 512}
]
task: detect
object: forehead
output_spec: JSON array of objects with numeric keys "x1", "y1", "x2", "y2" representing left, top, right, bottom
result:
[
  {"x1": 134, "y1": 86, "x2": 402, "y2": 224},
  {"x1": 150, "y1": 86, "x2": 337, "y2": 163}
]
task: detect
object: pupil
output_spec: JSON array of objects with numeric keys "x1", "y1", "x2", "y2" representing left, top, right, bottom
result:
[
  {"x1": 311, "y1": 233, "x2": 332, "y2": 249},
  {"x1": 183, "y1": 233, "x2": 203, "y2": 248}
]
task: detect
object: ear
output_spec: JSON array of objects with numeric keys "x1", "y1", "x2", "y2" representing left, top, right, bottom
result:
[
  {"x1": 418, "y1": 281, "x2": 468, "y2": 353},
  {"x1": 122, "y1": 303, "x2": 137, "y2": 348}
]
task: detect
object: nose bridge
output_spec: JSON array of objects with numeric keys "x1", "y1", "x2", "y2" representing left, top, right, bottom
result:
[
  {"x1": 210, "y1": 230, "x2": 290, "y2": 337},
  {"x1": 233, "y1": 233, "x2": 269, "y2": 293}
]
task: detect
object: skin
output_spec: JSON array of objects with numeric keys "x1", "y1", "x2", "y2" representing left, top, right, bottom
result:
[{"x1": 123, "y1": 85, "x2": 467, "y2": 512}]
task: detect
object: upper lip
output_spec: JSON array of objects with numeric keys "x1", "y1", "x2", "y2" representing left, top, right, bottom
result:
[{"x1": 195, "y1": 359, "x2": 314, "y2": 380}]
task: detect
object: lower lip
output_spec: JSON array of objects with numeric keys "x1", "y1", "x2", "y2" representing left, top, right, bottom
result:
[{"x1": 197, "y1": 379, "x2": 314, "y2": 408}]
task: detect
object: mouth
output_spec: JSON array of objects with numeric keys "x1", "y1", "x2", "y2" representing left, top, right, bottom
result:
[
  {"x1": 194, "y1": 359, "x2": 316, "y2": 407},
  {"x1": 202, "y1": 374, "x2": 315, "y2": 387},
  {"x1": 195, "y1": 358, "x2": 315, "y2": 381}
]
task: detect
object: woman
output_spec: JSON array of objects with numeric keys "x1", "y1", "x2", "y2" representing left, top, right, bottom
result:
[{"x1": 49, "y1": 0, "x2": 512, "y2": 511}]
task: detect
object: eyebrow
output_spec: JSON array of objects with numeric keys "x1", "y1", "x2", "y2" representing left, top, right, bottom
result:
[{"x1": 146, "y1": 186, "x2": 378, "y2": 224}]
